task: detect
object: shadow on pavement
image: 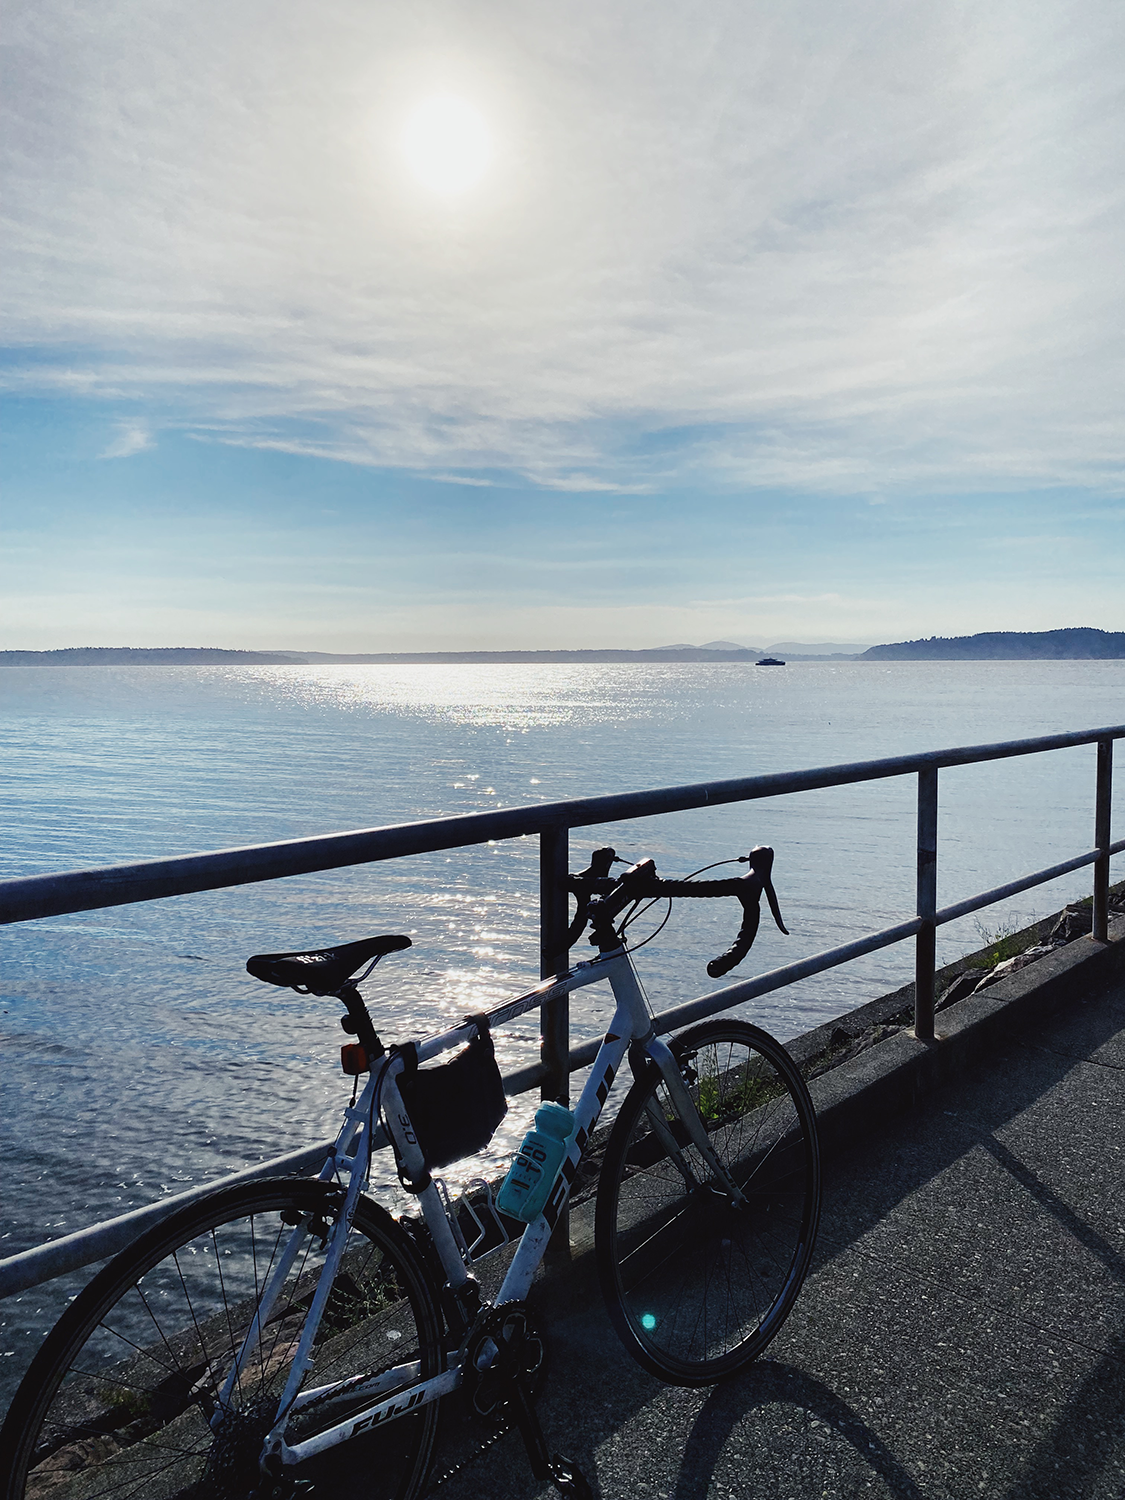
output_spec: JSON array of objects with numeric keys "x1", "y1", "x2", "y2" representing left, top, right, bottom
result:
[{"x1": 674, "y1": 1361, "x2": 925, "y2": 1499}]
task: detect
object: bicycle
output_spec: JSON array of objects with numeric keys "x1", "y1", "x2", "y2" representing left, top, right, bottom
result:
[{"x1": 0, "y1": 846, "x2": 821, "y2": 1500}]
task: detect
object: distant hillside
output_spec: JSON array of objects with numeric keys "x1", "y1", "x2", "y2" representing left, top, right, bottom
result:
[
  {"x1": 271, "y1": 647, "x2": 771, "y2": 664},
  {"x1": 1, "y1": 645, "x2": 771, "y2": 666},
  {"x1": 861, "y1": 628, "x2": 1125, "y2": 661},
  {"x1": 766, "y1": 640, "x2": 872, "y2": 656},
  {"x1": 9, "y1": 632, "x2": 1118, "y2": 666},
  {"x1": 0, "y1": 647, "x2": 302, "y2": 666}
]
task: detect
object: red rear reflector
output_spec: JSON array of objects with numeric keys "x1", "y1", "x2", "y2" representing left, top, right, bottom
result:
[{"x1": 341, "y1": 1043, "x2": 369, "y2": 1075}]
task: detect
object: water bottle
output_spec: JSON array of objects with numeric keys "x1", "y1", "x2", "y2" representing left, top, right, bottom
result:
[{"x1": 495, "y1": 1102, "x2": 574, "y2": 1223}]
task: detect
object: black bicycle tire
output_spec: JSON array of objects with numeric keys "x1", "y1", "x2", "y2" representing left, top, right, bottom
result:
[
  {"x1": 595, "y1": 1019, "x2": 821, "y2": 1385},
  {"x1": 0, "y1": 1177, "x2": 443, "y2": 1500}
]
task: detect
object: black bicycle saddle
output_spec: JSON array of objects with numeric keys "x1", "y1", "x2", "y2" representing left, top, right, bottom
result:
[{"x1": 246, "y1": 935, "x2": 411, "y2": 995}]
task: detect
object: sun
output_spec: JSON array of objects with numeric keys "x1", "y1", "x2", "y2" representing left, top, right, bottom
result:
[{"x1": 402, "y1": 95, "x2": 492, "y2": 197}]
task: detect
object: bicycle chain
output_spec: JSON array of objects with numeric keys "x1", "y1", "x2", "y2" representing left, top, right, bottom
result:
[
  {"x1": 430, "y1": 1302, "x2": 546, "y2": 1489},
  {"x1": 281, "y1": 1355, "x2": 519, "y2": 1492},
  {"x1": 429, "y1": 1415, "x2": 516, "y2": 1489},
  {"x1": 281, "y1": 1362, "x2": 401, "y2": 1425},
  {"x1": 277, "y1": 1308, "x2": 521, "y2": 1489}
]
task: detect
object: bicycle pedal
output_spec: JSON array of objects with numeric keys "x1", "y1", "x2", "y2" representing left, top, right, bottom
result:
[
  {"x1": 256, "y1": 1480, "x2": 316, "y2": 1499},
  {"x1": 548, "y1": 1453, "x2": 594, "y2": 1499}
]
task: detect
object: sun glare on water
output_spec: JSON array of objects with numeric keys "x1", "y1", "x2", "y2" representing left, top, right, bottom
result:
[{"x1": 402, "y1": 94, "x2": 492, "y2": 196}]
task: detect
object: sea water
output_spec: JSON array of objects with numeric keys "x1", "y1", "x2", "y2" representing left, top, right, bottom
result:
[{"x1": 1, "y1": 659, "x2": 1123, "y2": 1391}]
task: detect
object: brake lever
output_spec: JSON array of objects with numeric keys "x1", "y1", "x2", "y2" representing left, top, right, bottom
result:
[
  {"x1": 565, "y1": 848, "x2": 619, "y2": 945},
  {"x1": 745, "y1": 846, "x2": 788, "y2": 934}
]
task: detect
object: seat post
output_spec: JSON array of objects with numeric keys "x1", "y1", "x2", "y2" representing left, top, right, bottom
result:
[{"x1": 337, "y1": 984, "x2": 384, "y2": 1061}]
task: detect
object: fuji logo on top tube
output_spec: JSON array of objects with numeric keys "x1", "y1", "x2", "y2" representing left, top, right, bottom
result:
[{"x1": 349, "y1": 1387, "x2": 426, "y2": 1435}]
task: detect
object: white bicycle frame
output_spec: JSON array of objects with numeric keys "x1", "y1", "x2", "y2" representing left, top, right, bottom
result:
[{"x1": 226, "y1": 943, "x2": 741, "y2": 1471}]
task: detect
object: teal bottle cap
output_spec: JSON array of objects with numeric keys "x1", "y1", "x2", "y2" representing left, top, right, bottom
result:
[{"x1": 534, "y1": 1102, "x2": 574, "y2": 1140}]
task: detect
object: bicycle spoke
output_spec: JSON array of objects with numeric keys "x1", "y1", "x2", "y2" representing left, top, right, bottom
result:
[
  {"x1": 597, "y1": 1020, "x2": 820, "y2": 1383},
  {"x1": 2, "y1": 1182, "x2": 442, "y2": 1500}
]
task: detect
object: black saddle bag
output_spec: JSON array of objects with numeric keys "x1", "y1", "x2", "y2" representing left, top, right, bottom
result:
[{"x1": 395, "y1": 1017, "x2": 508, "y2": 1172}]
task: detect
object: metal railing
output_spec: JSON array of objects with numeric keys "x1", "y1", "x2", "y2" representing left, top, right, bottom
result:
[{"x1": 1, "y1": 724, "x2": 1122, "y2": 1299}]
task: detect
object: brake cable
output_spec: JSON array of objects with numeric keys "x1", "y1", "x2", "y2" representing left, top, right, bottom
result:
[{"x1": 618, "y1": 855, "x2": 746, "y2": 948}]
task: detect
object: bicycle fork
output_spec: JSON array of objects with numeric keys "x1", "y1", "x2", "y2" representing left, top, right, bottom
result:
[
  {"x1": 642, "y1": 1034, "x2": 748, "y2": 1207},
  {"x1": 610, "y1": 950, "x2": 747, "y2": 1206}
]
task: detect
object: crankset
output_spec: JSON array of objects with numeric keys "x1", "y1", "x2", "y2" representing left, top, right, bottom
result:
[
  {"x1": 462, "y1": 1302, "x2": 593, "y2": 1499},
  {"x1": 253, "y1": 1479, "x2": 316, "y2": 1500}
]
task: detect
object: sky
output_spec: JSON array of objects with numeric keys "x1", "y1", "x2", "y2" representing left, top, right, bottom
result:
[{"x1": 2, "y1": 0, "x2": 1124, "y2": 651}]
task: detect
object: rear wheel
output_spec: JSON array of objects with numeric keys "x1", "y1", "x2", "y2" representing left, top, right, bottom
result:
[
  {"x1": 595, "y1": 1020, "x2": 820, "y2": 1385},
  {"x1": 0, "y1": 1178, "x2": 443, "y2": 1500}
]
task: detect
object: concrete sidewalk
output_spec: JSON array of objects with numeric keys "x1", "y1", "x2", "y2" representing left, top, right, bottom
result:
[{"x1": 429, "y1": 959, "x2": 1125, "y2": 1499}]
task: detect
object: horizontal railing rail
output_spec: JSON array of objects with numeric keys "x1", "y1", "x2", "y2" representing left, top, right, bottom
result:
[
  {"x1": 2, "y1": 726, "x2": 1122, "y2": 927},
  {"x1": 1, "y1": 723, "x2": 1122, "y2": 1300}
]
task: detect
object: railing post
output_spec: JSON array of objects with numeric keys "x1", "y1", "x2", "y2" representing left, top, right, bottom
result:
[
  {"x1": 539, "y1": 827, "x2": 570, "y2": 1102},
  {"x1": 1093, "y1": 739, "x2": 1113, "y2": 942},
  {"x1": 915, "y1": 766, "x2": 938, "y2": 1041},
  {"x1": 539, "y1": 826, "x2": 570, "y2": 1252}
]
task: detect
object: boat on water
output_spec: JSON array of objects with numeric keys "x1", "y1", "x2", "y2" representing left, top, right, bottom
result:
[{"x1": 756, "y1": 656, "x2": 785, "y2": 666}]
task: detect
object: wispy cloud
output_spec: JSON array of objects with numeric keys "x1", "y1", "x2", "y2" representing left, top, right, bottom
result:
[
  {"x1": 3, "y1": 1, "x2": 1124, "y2": 494},
  {"x1": 522, "y1": 472, "x2": 653, "y2": 494},
  {"x1": 430, "y1": 473, "x2": 495, "y2": 488},
  {"x1": 100, "y1": 421, "x2": 154, "y2": 459},
  {"x1": 698, "y1": 593, "x2": 886, "y2": 610}
]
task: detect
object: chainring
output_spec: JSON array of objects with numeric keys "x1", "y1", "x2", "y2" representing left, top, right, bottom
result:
[{"x1": 461, "y1": 1302, "x2": 547, "y2": 1426}]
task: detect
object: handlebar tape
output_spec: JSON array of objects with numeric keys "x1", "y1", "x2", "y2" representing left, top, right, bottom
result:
[
  {"x1": 565, "y1": 904, "x2": 591, "y2": 948},
  {"x1": 707, "y1": 846, "x2": 787, "y2": 976},
  {"x1": 706, "y1": 902, "x2": 763, "y2": 978},
  {"x1": 649, "y1": 866, "x2": 786, "y2": 979}
]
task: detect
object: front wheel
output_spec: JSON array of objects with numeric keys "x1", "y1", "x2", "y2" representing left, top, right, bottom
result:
[
  {"x1": 595, "y1": 1019, "x2": 821, "y2": 1385},
  {"x1": 0, "y1": 1178, "x2": 443, "y2": 1500}
]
